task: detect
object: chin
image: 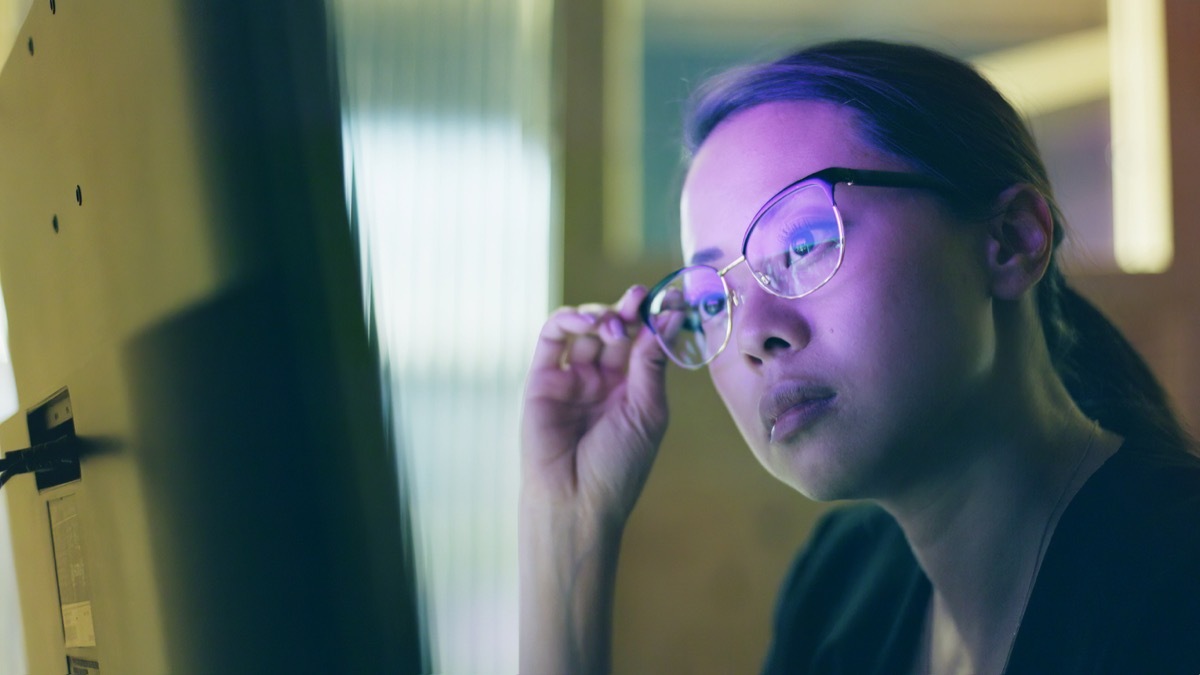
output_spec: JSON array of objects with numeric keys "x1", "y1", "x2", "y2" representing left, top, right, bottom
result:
[
  {"x1": 783, "y1": 474, "x2": 863, "y2": 503},
  {"x1": 760, "y1": 438, "x2": 869, "y2": 503}
]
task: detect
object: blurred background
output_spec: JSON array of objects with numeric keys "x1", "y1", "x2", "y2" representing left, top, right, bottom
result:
[{"x1": 3, "y1": 0, "x2": 1198, "y2": 673}]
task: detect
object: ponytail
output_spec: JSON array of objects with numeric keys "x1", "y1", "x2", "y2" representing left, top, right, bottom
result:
[{"x1": 1042, "y1": 265, "x2": 1195, "y2": 457}]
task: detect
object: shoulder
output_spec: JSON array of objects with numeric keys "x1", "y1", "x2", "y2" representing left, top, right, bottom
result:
[
  {"x1": 1091, "y1": 442, "x2": 1200, "y2": 670},
  {"x1": 1061, "y1": 437, "x2": 1200, "y2": 560},
  {"x1": 763, "y1": 504, "x2": 927, "y2": 674},
  {"x1": 1010, "y1": 439, "x2": 1200, "y2": 673}
]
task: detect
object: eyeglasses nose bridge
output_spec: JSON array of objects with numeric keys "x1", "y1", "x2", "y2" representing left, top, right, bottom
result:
[{"x1": 716, "y1": 254, "x2": 746, "y2": 277}]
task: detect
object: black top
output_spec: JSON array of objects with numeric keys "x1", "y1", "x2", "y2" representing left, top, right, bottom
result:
[{"x1": 762, "y1": 439, "x2": 1200, "y2": 674}]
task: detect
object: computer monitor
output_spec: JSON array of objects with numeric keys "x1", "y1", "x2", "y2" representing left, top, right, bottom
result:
[{"x1": 0, "y1": 2, "x2": 422, "y2": 672}]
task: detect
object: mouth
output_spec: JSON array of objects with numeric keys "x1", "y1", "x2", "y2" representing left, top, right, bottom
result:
[{"x1": 760, "y1": 384, "x2": 837, "y2": 443}]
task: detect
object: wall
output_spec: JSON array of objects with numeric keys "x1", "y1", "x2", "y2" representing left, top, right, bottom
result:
[{"x1": 2, "y1": 5, "x2": 40, "y2": 673}]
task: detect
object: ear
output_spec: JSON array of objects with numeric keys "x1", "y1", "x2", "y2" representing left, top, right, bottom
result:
[{"x1": 985, "y1": 184, "x2": 1054, "y2": 300}]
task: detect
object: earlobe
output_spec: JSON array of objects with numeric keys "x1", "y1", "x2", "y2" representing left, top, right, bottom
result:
[{"x1": 986, "y1": 184, "x2": 1054, "y2": 300}]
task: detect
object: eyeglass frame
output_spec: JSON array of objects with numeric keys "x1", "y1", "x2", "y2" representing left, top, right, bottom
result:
[{"x1": 639, "y1": 166, "x2": 953, "y2": 369}]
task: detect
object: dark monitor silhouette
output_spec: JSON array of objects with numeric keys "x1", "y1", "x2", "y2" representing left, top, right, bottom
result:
[{"x1": 0, "y1": 2, "x2": 423, "y2": 672}]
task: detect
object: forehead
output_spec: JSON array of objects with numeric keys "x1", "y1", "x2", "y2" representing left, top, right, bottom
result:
[{"x1": 680, "y1": 101, "x2": 895, "y2": 261}]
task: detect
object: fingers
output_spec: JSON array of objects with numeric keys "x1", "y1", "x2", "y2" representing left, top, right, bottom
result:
[
  {"x1": 529, "y1": 308, "x2": 599, "y2": 372},
  {"x1": 614, "y1": 285, "x2": 645, "y2": 322},
  {"x1": 529, "y1": 287, "x2": 649, "y2": 374},
  {"x1": 596, "y1": 315, "x2": 633, "y2": 371}
]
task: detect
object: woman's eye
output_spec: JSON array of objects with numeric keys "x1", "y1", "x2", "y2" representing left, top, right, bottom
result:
[
  {"x1": 781, "y1": 221, "x2": 838, "y2": 268},
  {"x1": 789, "y1": 231, "x2": 816, "y2": 257},
  {"x1": 699, "y1": 294, "x2": 727, "y2": 318}
]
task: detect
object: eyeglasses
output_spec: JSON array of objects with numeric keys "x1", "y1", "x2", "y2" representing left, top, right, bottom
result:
[{"x1": 639, "y1": 167, "x2": 949, "y2": 369}]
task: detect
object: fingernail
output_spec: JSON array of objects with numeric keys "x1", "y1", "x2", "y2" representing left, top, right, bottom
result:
[{"x1": 607, "y1": 317, "x2": 625, "y2": 339}]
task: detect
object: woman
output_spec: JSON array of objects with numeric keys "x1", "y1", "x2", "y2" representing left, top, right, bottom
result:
[{"x1": 520, "y1": 40, "x2": 1200, "y2": 674}]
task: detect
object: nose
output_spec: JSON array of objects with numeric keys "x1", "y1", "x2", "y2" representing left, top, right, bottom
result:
[{"x1": 731, "y1": 275, "x2": 812, "y2": 367}]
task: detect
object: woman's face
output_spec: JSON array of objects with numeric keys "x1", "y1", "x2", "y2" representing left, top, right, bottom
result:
[{"x1": 681, "y1": 101, "x2": 998, "y2": 502}]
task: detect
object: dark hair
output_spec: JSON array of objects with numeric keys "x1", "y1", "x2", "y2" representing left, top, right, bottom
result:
[{"x1": 684, "y1": 39, "x2": 1193, "y2": 455}]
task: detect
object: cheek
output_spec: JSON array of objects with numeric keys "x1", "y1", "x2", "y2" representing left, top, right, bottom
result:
[
  {"x1": 847, "y1": 237, "x2": 994, "y2": 399},
  {"x1": 707, "y1": 357, "x2": 764, "y2": 445}
]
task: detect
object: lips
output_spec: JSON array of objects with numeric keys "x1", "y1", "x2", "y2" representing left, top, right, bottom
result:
[{"x1": 760, "y1": 382, "x2": 837, "y2": 442}]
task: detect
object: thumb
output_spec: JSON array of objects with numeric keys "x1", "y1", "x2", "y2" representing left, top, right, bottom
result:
[{"x1": 625, "y1": 324, "x2": 669, "y2": 419}]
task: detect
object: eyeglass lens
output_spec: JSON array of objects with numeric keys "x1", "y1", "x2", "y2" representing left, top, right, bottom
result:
[
  {"x1": 743, "y1": 183, "x2": 843, "y2": 298},
  {"x1": 645, "y1": 267, "x2": 732, "y2": 368},
  {"x1": 645, "y1": 182, "x2": 844, "y2": 368}
]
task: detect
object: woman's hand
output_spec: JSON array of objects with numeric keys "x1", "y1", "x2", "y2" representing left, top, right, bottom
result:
[
  {"x1": 520, "y1": 284, "x2": 669, "y2": 527},
  {"x1": 519, "y1": 285, "x2": 669, "y2": 675}
]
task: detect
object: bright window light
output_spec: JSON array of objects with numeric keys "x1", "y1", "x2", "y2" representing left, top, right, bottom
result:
[{"x1": 331, "y1": 1, "x2": 554, "y2": 672}]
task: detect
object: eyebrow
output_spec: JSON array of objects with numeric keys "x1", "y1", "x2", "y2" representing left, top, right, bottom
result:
[{"x1": 688, "y1": 247, "x2": 726, "y2": 266}]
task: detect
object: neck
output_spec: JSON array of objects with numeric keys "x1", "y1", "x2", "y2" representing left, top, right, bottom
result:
[{"x1": 880, "y1": 382, "x2": 1115, "y2": 674}]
